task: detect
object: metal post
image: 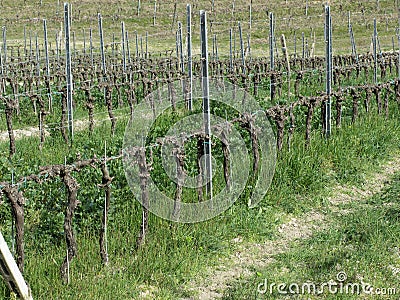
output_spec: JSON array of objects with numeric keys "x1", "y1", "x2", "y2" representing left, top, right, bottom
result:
[
  {"x1": 377, "y1": 35, "x2": 382, "y2": 57},
  {"x1": 56, "y1": 32, "x2": 59, "y2": 62},
  {"x1": 200, "y1": 10, "x2": 213, "y2": 199},
  {"x1": 249, "y1": 1, "x2": 252, "y2": 30},
  {"x1": 212, "y1": 34, "x2": 216, "y2": 62},
  {"x1": 89, "y1": 27, "x2": 93, "y2": 68},
  {"x1": 350, "y1": 24, "x2": 358, "y2": 63},
  {"x1": 233, "y1": 27, "x2": 236, "y2": 59},
  {"x1": 175, "y1": 31, "x2": 179, "y2": 62},
  {"x1": 44, "y1": 20, "x2": 50, "y2": 76},
  {"x1": 145, "y1": 31, "x2": 148, "y2": 59},
  {"x1": 103, "y1": 141, "x2": 108, "y2": 264},
  {"x1": 135, "y1": 31, "x2": 139, "y2": 59},
  {"x1": 373, "y1": 18, "x2": 377, "y2": 84},
  {"x1": 215, "y1": 34, "x2": 219, "y2": 61},
  {"x1": 29, "y1": 30, "x2": 32, "y2": 59},
  {"x1": 171, "y1": 3, "x2": 177, "y2": 31},
  {"x1": 281, "y1": 34, "x2": 290, "y2": 100},
  {"x1": 178, "y1": 21, "x2": 185, "y2": 105},
  {"x1": 58, "y1": 25, "x2": 62, "y2": 60},
  {"x1": 153, "y1": 0, "x2": 157, "y2": 26},
  {"x1": 65, "y1": 2, "x2": 73, "y2": 141},
  {"x1": 348, "y1": 11, "x2": 351, "y2": 32},
  {"x1": 270, "y1": 12, "x2": 275, "y2": 100},
  {"x1": 23, "y1": 26, "x2": 27, "y2": 58},
  {"x1": 69, "y1": 3, "x2": 72, "y2": 28},
  {"x1": 126, "y1": 30, "x2": 131, "y2": 64},
  {"x1": 112, "y1": 33, "x2": 115, "y2": 58},
  {"x1": 325, "y1": 5, "x2": 332, "y2": 138},
  {"x1": 140, "y1": 35, "x2": 143, "y2": 59},
  {"x1": 348, "y1": 12, "x2": 353, "y2": 58},
  {"x1": 247, "y1": 33, "x2": 250, "y2": 61},
  {"x1": 398, "y1": 32, "x2": 400, "y2": 79},
  {"x1": 187, "y1": 4, "x2": 193, "y2": 110},
  {"x1": 238, "y1": 22, "x2": 245, "y2": 72},
  {"x1": 35, "y1": 33, "x2": 40, "y2": 77},
  {"x1": 98, "y1": 13, "x2": 106, "y2": 74},
  {"x1": 72, "y1": 31, "x2": 76, "y2": 57},
  {"x1": 121, "y1": 22, "x2": 126, "y2": 72},
  {"x1": 0, "y1": 41, "x2": 3, "y2": 77},
  {"x1": 305, "y1": 0, "x2": 309, "y2": 16},
  {"x1": 2, "y1": 26, "x2": 6, "y2": 75},
  {"x1": 229, "y1": 28, "x2": 233, "y2": 71},
  {"x1": 0, "y1": 37, "x2": 2, "y2": 76},
  {"x1": 83, "y1": 28, "x2": 86, "y2": 55},
  {"x1": 44, "y1": 19, "x2": 52, "y2": 112}
]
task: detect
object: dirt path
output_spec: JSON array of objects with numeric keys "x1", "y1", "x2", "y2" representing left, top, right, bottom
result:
[
  {"x1": 183, "y1": 155, "x2": 400, "y2": 300},
  {"x1": 0, "y1": 114, "x2": 128, "y2": 142}
]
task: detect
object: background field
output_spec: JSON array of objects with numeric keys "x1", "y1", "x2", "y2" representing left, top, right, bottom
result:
[{"x1": 1, "y1": 0, "x2": 400, "y2": 56}]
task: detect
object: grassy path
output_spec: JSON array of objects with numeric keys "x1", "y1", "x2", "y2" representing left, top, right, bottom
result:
[
  {"x1": 183, "y1": 155, "x2": 400, "y2": 299},
  {"x1": 0, "y1": 110, "x2": 129, "y2": 142}
]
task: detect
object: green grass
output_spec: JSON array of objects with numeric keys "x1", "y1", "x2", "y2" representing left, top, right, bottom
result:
[
  {"x1": 0, "y1": 100, "x2": 399, "y2": 299},
  {"x1": 223, "y1": 172, "x2": 400, "y2": 300}
]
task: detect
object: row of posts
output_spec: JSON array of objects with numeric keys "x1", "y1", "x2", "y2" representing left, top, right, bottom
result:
[
  {"x1": 3, "y1": 3, "x2": 397, "y2": 195},
  {"x1": 0, "y1": 10, "x2": 393, "y2": 82}
]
